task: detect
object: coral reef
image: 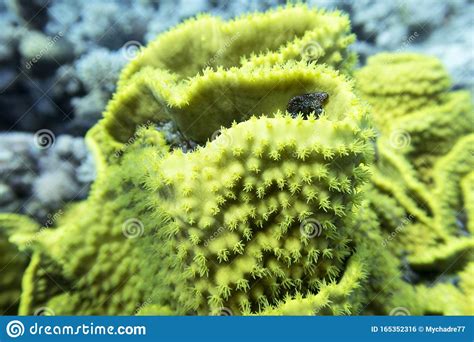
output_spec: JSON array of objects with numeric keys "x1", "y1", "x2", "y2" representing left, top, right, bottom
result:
[
  {"x1": 0, "y1": 214, "x2": 37, "y2": 314},
  {"x1": 333, "y1": 0, "x2": 474, "y2": 91},
  {"x1": 1, "y1": 0, "x2": 472, "y2": 135},
  {"x1": 356, "y1": 53, "x2": 474, "y2": 315},
  {"x1": 11, "y1": 5, "x2": 380, "y2": 316},
  {"x1": 105, "y1": 5, "x2": 355, "y2": 144},
  {"x1": 0, "y1": 0, "x2": 288, "y2": 134},
  {"x1": 0, "y1": 133, "x2": 95, "y2": 223},
  {"x1": 0, "y1": 3, "x2": 472, "y2": 317},
  {"x1": 148, "y1": 109, "x2": 373, "y2": 314}
]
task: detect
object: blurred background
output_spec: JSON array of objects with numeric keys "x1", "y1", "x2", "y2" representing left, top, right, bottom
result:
[{"x1": 0, "y1": 0, "x2": 472, "y2": 225}]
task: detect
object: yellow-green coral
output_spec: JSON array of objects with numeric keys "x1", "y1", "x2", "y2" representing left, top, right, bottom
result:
[
  {"x1": 19, "y1": 130, "x2": 169, "y2": 315},
  {"x1": 13, "y1": 4, "x2": 377, "y2": 315},
  {"x1": 355, "y1": 53, "x2": 451, "y2": 128},
  {"x1": 0, "y1": 214, "x2": 37, "y2": 314},
  {"x1": 1, "y1": 7, "x2": 472, "y2": 317},
  {"x1": 146, "y1": 106, "x2": 374, "y2": 314},
  {"x1": 357, "y1": 53, "x2": 474, "y2": 315},
  {"x1": 92, "y1": 4, "x2": 355, "y2": 156}
]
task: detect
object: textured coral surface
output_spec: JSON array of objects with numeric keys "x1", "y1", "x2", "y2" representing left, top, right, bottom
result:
[{"x1": 0, "y1": 4, "x2": 472, "y2": 317}]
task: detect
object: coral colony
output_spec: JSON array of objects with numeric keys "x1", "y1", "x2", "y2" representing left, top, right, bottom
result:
[{"x1": 1, "y1": 5, "x2": 472, "y2": 316}]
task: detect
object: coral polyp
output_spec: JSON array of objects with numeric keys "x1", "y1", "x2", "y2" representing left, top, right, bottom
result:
[
  {"x1": 357, "y1": 52, "x2": 474, "y2": 315},
  {"x1": 94, "y1": 5, "x2": 355, "y2": 149},
  {"x1": 148, "y1": 109, "x2": 373, "y2": 314}
]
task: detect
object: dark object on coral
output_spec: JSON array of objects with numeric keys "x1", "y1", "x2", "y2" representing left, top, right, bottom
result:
[{"x1": 287, "y1": 92, "x2": 329, "y2": 118}]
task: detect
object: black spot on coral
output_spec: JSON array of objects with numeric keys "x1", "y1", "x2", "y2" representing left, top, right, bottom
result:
[{"x1": 287, "y1": 92, "x2": 329, "y2": 119}]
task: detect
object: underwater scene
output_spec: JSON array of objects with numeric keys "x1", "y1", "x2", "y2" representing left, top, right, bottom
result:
[{"x1": 0, "y1": 0, "x2": 473, "y2": 316}]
